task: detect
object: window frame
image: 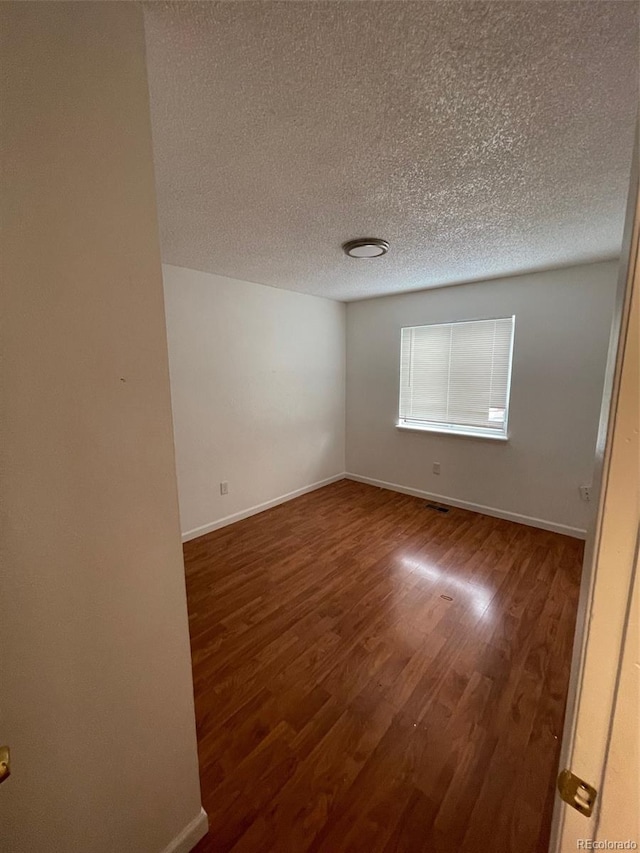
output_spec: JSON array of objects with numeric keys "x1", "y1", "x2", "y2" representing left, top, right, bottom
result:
[{"x1": 396, "y1": 315, "x2": 515, "y2": 441}]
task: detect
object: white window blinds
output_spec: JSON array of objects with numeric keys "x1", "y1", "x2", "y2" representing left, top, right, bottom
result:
[{"x1": 399, "y1": 316, "x2": 515, "y2": 437}]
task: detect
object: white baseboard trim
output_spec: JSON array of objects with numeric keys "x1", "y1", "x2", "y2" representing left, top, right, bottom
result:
[
  {"x1": 181, "y1": 474, "x2": 346, "y2": 542},
  {"x1": 161, "y1": 807, "x2": 208, "y2": 853},
  {"x1": 345, "y1": 473, "x2": 587, "y2": 539}
]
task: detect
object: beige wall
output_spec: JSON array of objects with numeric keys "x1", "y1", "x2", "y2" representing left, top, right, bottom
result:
[
  {"x1": 163, "y1": 264, "x2": 346, "y2": 540},
  {"x1": 0, "y1": 4, "x2": 204, "y2": 852},
  {"x1": 598, "y1": 550, "x2": 640, "y2": 844},
  {"x1": 346, "y1": 262, "x2": 618, "y2": 536}
]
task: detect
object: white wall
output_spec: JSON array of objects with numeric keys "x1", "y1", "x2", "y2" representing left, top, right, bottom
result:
[
  {"x1": 163, "y1": 265, "x2": 346, "y2": 539},
  {"x1": 0, "y1": 5, "x2": 204, "y2": 852},
  {"x1": 346, "y1": 262, "x2": 618, "y2": 535}
]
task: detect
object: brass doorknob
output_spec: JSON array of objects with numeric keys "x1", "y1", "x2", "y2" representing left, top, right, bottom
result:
[{"x1": 0, "y1": 746, "x2": 10, "y2": 784}]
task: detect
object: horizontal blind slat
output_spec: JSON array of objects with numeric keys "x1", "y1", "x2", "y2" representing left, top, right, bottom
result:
[{"x1": 399, "y1": 316, "x2": 514, "y2": 433}]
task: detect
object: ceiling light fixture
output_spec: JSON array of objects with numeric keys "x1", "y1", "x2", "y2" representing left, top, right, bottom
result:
[{"x1": 343, "y1": 238, "x2": 389, "y2": 259}]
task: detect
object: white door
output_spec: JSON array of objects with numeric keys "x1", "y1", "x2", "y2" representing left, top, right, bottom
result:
[{"x1": 550, "y1": 144, "x2": 639, "y2": 850}]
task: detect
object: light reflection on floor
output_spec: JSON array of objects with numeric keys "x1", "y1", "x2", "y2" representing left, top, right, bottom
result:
[{"x1": 399, "y1": 554, "x2": 494, "y2": 619}]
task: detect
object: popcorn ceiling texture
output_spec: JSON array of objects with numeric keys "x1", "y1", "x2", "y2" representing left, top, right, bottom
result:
[{"x1": 144, "y1": 1, "x2": 638, "y2": 302}]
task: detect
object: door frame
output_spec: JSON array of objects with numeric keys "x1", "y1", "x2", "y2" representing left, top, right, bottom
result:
[{"x1": 549, "y1": 133, "x2": 639, "y2": 850}]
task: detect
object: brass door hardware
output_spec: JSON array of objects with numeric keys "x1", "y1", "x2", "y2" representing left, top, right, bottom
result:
[
  {"x1": 0, "y1": 746, "x2": 10, "y2": 785},
  {"x1": 557, "y1": 768, "x2": 597, "y2": 816}
]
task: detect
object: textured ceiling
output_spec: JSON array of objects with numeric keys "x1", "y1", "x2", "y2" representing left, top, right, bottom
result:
[{"x1": 144, "y1": 1, "x2": 638, "y2": 301}]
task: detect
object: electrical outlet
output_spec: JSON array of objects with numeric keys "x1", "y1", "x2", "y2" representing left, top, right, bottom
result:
[
  {"x1": 579, "y1": 485, "x2": 591, "y2": 502},
  {"x1": 220, "y1": 481, "x2": 228, "y2": 496},
  {"x1": 433, "y1": 462, "x2": 441, "y2": 475}
]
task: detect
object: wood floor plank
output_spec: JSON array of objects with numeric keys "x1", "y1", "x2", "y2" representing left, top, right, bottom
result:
[{"x1": 187, "y1": 480, "x2": 583, "y2": 853}]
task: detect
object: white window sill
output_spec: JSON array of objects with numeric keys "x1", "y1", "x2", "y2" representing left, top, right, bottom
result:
[{"x1": 396, "y1": 423, "x2": 509, "y2": 441}]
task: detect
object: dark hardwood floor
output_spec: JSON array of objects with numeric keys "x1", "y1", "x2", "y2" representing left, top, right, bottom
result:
[{"x1": 186, "y1": 479, "x2": 583, "y2": 853}]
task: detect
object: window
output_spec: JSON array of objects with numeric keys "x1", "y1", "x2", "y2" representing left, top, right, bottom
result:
[{"x1": 398, "y1": 316, "x2": 515, "y2": 439}]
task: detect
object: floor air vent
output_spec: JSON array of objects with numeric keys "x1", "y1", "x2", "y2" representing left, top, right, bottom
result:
[{"x1": 425, "y1": 503, "x2": 450, "y2": 513}]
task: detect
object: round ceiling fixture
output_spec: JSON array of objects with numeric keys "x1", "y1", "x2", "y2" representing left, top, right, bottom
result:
[{"x1": 343, "y1": 238, "x2": 389, "y2": 259}]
